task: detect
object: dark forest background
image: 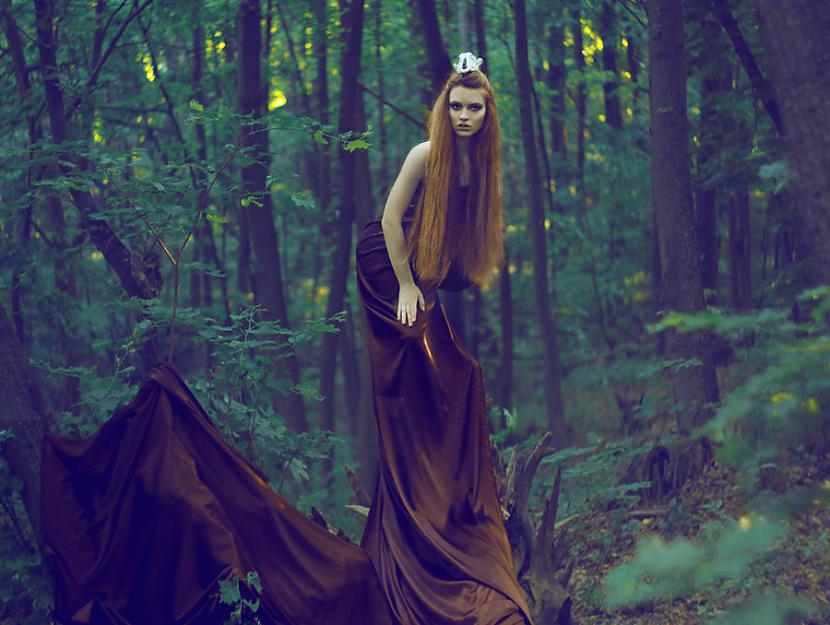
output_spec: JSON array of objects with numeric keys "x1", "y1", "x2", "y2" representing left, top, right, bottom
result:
[{"x1": 1, "y1": 0, "x2": 829, "y2": 623}]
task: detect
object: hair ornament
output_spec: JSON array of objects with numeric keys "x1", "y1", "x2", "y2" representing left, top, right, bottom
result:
[{"x1": 453, "y1": 51, "x2": 484, "y2": 74}]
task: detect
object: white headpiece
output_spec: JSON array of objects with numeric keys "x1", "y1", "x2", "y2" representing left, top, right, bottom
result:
[{"x1": 453, "y1": 51, "x2": 484, "y2": 74}]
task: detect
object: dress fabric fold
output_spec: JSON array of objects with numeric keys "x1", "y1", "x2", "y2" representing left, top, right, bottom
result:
[
  {"x1": 41, "y1": 364, "x2": 396, "y2": 625},
  {"x1": 355, "y1": 185, "x2": 533, "y2": 625}
]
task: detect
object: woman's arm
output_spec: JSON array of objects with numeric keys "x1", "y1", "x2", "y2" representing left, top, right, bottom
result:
[{"x1": 381, "y1": 141, "x2": 429, "y2": 325}]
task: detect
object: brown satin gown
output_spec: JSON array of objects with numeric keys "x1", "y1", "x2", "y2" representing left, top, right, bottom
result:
[
  {"x1": 42, "y1": 364, "x2": 396, "y2": 625},
  {"x1": 355, "y1": 183, "x2": 533, "y2": 625}
]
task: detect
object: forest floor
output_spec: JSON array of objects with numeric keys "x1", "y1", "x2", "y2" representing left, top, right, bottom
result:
[{"x1": 566, "y1": 449, "x2": 830, "y2": 625}]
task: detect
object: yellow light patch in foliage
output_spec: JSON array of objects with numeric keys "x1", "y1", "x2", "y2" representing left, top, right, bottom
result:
[
  {"x1": 544, "y1": 218, "x2": 551, "y2": 231},
  {"x1": 568, "y1": 185, "x2": 578, "y2": 196},
  {"x1": 543, "y1": 59, "x2": 550, "y2": 71},
  {"x1": 305, "y1": 42, "x2": 312, "y2": 52},
  {"x1": 245, "y1": 291, "x2": 255, "y2": 302},
  {"x1": 739, "y1": 515, "x2": 752, "y2": 531},
  {"x1": 583, "y1": 128, "x2": 590, "y2": 140},
  {"x1": 89, "y1": 251, "x2": 104, "y2": 262},
  {"x1": 754, "y1": 189, "x2": 765, "y2": 198},
  {"x1": 622, "y1": 70, "x2": 632, "y2": 81},
  {"x1": 549, "y1": 179, "x2": 556, "y2": 193},
  {"x1": 771, "y1": 391, "x2": 794, "y2": 404},
  {"x1": 508, "y1": 263, "x2": 517, "y2": 275},
  {"x1": 316, "y1": 285, "x2": 330, "y2": 300},
  {"x1": 626, "y1": 106, "x2": 633, "y2": 120},
  {"x1": 621, "y1": 37, "x2": 629, "y2": 49},
  {"x1": 331, "y1": 67, "x2": 339, "y2": 76},
  {"x1": 136, "y1": 115, "x2": 143, "y2": 123},
  {"x1": 270, "y1": 23, "x2": 278, "y2": 34},
  {"x1": 268, "y1": 89, "x2": 287, "y2": 110},
  {"x1": 581, "y1": 19, "x2": 603, "y2": 63},
  {"x1": 805, "y1": 397, "x2": 820, "y2": 413},
  {"x1": 823, "y1": 479, "x2": 830, "y2": 490},
  {"x1": 506, "y1": 224, "x2": 518, "y2": 233},
  {"x1": 143, "y1": 55, "x2": 155, "y2": 82},
  {"x1": 598, "y1": 113, "x2": 606, "y2": 122},
  {"x1": 305, "y1": 26, "x2": 313, "y2": 36},
  {"x1": 632, "y1": 291, "x2": 649, "y2": 303},
  {"x1": 624, "y1": 271, "x2": 647, "y2": 287},
  {"x1": 641, "y1": 517, "x2": 652, "y2": 525}
]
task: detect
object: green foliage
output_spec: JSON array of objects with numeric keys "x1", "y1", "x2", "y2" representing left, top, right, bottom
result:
[
  {"x1": 603, "y1": 513, "x2": 787, "y2": 609},
  {"x1": 219, "y1": 571, "x2": 263, "y2": 625},
  {"x1": 650, "y1": 287, "x2": 830, "y2": 485}
]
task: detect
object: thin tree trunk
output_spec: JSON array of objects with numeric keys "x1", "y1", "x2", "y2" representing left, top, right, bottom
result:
[
  {"x1": 515, "y1": 0, "x2": 569, "y2": 443},
  {"x1": 237, "y1": 0, "x2": 307, "y2": 431},
  {"x1": 318, "y1": 0, "x2": 366, "y2": 463},
  {"x1": 547, "y1": 14, "x2": 568, "y2": 215},
  {"x1": 648, "y1": 0, "x2": 720, "y2": 434},
  {"x1": 695, "y1": 10, "x2": 729, "y2": 303},
  {"x1": 600, "y1": 1, "x2": 623, "y2": 130},
  {"x1": 728, "y1": 188, "x2": 752, "y2": 310},
  {"x1": 571, "y1": 6, "x2": 587, "y2": 206}
]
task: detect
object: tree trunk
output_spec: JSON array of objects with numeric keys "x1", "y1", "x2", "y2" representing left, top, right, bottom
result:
[
  {"x1": 571, "y1": 6, "x2": 587, "y2": 205},
  {"x1": 754, "y1": 0, "x2": 830, "y2": 287},
  {"x1": 515, "y1": 0, "x2": 569, "y2": 443},
  {"x1": 0, "y1": 304, "x2": 55, "y2": 545},
  {"x1": 547, "y1": 14, "x2": 568, "y2": 215},
  {"x1": 416, "y1": 0, "x2": 451, "y2": 93},
  {"x1": 728, "y1": 188, "x2": 752, "y2": 310},
  {"x1": 33, "y1": 0, "x2": 162, "y2": 374},
  {"x1": 237, "y1": 0, "x2": 307, "y2": 431},
  {"x1": 498, "y1": 253, "x2": 514, "y2": 422},
  {"x1": 694, "y1": 10, "x2": 730, "y2": 303},
  {"x1": 318, "y1": 0, "x2": 365, "y2": 464},
  {"x1": 600, "y1": 1, "x2": 623, "y2": 130},
  {"x1": 648, "y1": 0, "x2": 720, "y2": 434}
]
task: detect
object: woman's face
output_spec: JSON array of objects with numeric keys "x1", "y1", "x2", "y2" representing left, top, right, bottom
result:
[{"x1": 448, "y1": 85, "x2": 487, "y2": 137}]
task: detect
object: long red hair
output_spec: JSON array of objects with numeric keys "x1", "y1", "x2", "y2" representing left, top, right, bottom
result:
[{"x1": 405, "y1": 69, "x2": 504, "y2": 288}]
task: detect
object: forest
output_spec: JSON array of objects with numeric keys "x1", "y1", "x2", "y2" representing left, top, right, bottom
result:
[{"x1": 1, "y1": 0, "x2": 829, "y2": 623}]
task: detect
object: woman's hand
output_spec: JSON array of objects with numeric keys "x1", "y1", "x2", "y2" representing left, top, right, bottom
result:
[{"x1": 397, "y1": 283, "x2": 425, "y2": 326}]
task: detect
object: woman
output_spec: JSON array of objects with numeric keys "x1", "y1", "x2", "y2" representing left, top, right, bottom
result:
[{"x1": 356, "y1": 52, "x2": 533, "y2": 625}]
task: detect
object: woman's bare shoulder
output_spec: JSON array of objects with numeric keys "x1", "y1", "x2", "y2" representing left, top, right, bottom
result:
[{"x1": 409, "y1": 140, "x2": 431, "y2": 163}]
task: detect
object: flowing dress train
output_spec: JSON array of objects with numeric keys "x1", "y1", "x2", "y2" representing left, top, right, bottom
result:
[
  {"x1": 355, "y1": 185, "x2": 533, "y2": 625},
  {"x1": 42, "y1": 364, "x2": 396, "y2": 625}
]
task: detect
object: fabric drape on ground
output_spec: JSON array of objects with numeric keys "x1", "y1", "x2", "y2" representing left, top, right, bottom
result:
[{"x1": 42, "y1": 364, "x2": 396, "y2": 625}]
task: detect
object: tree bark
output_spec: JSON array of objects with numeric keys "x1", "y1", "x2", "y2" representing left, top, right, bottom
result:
[
  {"x1": 416, "y1": 0, "x2": 451, "y2": 94},
  {"x1": 754, "y1": 0, "x2": 830, "y2": 287},
  {"x1": 600, "y1": 1, "x2": 623, "y2": 130},
  {"x1": 0, "y1": 304, "x2": 55, "y2": 545},
  {"x1": 648, "y1": 0, "x2": 720, "y2": 434},
  {"x1": 694, "y1": 10, "x2": 730, "y2": 303},
  {"x1": 515, "y1": 0, "x2": 569, "y2": 443},
  {"x1": 237, "y1": 0, "x2": 307, "y2": 431},
  {"x1": 318, "y1": 0, "x2": 365, "y2": 464}
]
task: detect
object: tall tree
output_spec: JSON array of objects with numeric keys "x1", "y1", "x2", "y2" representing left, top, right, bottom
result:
[
  {"x1": 754, "y1": 0, "x2": 830, "y2": 288},
  {"x1": 514, "y1": 0, "x2": 569, "y2": 442},
  {"x1": 647, "y1": 0, "x2": 720, "y2": 434},
  {"x1": 318, "y1": 0, "x2": 366, "y2": 464},
  {"x1": 237, "y1": 0, "x2": 307, "y2": 431}
]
